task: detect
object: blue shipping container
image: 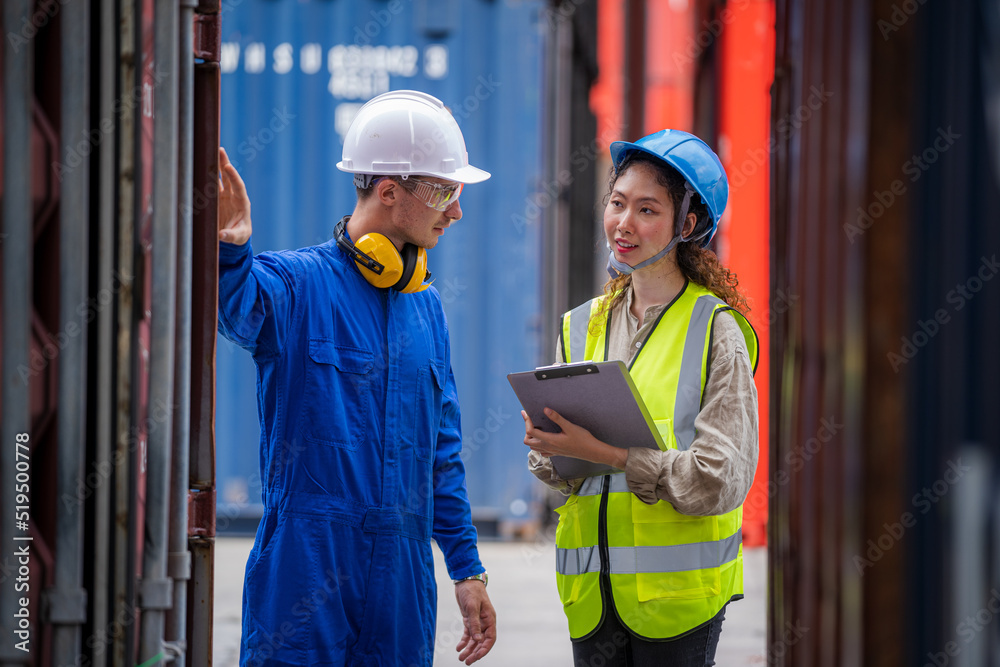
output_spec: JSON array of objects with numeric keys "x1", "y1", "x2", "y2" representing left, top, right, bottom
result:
[{"x1": 216, "y1": 0, "x2": 549, "y2": 533}]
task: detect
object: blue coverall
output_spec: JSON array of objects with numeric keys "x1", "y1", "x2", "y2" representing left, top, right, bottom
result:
[{"x1": 218, "y1": 234, "x2": 484, "y2": 667}]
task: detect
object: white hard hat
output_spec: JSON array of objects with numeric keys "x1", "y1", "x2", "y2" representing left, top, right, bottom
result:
[{"x1": 337, "y1": 90, "x2": 490, "y2": 185}]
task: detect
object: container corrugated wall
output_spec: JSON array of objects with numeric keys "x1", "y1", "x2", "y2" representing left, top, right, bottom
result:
[
  {"x1": 216, "y1": 0, "x2": 548, "y2": 532},
  {"x1": 769, "y1": 0, "x2": 874, "y2": 661},
  {"x1": 770, "y1": 0, "x2": 1000, "y2": 663}
]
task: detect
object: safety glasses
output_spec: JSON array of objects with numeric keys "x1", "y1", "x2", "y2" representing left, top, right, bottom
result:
[{"x1": 397, "y1": 176, "x2": 463, "y2": 212}]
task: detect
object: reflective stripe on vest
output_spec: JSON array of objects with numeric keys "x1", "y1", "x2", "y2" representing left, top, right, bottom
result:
[
  {"x1": 564, "y1": 299, "x2": 595, "y2": 363},
  {"x1": 577, "y1": 473, "x2": 628, "y2": 496},
  {"x1": 675, "y1": 295, "x2": 724, "y2": 450},
  {"x1": 557, "y1": 529, "x2": 742, "y2": 576}
]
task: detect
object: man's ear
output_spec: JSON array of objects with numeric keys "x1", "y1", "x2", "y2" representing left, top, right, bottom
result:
[
  {"x1": 681, "y1": 211, "x2": 698, "y2": 238},
  {"x1": 375, "y1": 178, "x2": 399, "y2": 206}
]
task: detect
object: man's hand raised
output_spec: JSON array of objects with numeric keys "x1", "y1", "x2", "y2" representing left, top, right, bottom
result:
[{"x1": 218, "y1": 147, "x2": 252, "y2": 245}]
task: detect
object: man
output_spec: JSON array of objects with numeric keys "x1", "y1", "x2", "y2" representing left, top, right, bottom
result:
[{"x1": 217, "y1": 90, "x2": 496, "y2": 666}]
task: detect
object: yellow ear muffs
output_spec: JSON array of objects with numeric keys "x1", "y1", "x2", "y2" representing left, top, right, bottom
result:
[
  {"x1": 334, "y1": 216, "x2": 431, "y2": 293},
  {"x1": 398, "y1": 244, "x2": 431, "y2": 293},
  {"x1": 353, "y1": 232, "x2": 405, "y2": 288}
]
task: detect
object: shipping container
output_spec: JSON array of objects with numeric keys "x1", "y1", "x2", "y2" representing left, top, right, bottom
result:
[
  {"x1": 769, "y1": 0, "x2": 1000, "y2": 664},
  {"x1": 2, "y1": 0, "x2": 223, "y2": 663},
  {"x1": 215, "y1": 0, "x2": 552, "y2": 534}
]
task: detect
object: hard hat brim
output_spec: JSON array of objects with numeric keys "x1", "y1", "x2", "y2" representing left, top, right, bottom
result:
[
  {"x1": 445, "y1": 163, "x2": 491, "y2": 184},
  {"x1": 337, "y1": 161, "x2": 491, "y2": 184}
]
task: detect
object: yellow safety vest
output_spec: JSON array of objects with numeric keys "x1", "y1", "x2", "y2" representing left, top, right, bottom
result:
[{"x1": 554, "y1": 281, "x2": 758, "y2": 640}]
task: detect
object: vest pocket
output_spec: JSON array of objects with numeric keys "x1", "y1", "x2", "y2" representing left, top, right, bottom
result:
[
  {"x1": 631, "y1": 497, "x2": 722, "y2": 601},
  {"x1": 636, "y1": 567, "x2": 722, "y2": 602}
]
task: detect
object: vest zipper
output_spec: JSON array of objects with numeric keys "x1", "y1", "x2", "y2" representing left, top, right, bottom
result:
[
  {"x1": 598, "y1": 474, "x2": 611, "y2": 575},
  {"x1": 597, "y1": 472, "x2": 614, "y2": 626}
]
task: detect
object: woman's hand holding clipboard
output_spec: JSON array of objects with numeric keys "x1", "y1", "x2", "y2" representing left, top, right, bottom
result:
[{"x1": 508, "y1": 360, "x2": 664, "y2": 479}]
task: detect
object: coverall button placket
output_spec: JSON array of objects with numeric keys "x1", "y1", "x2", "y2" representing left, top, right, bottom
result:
[
  {"x1": 385, "y1": 290, "x2": 401, "y2": 474},
  {"x1": 359, "y1": 286, "x2": 396, "y2": 656}
]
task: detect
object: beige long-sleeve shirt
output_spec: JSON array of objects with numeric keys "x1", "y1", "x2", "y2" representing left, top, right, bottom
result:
[{"x1": 528, "y1": 286, "x2": 759, "y2": 516}]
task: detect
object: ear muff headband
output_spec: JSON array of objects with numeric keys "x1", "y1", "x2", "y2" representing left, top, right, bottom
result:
[
  {"x1": 335, "y1": 216, "x2": 382, "y2": 274},
  {"x1": 334, "y1": 216, "x2": 431, "y2": 293}
]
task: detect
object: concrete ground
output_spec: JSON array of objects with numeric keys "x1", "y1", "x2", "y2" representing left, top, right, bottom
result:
[{"x1": 214, "y1": 537, "x2": 766, "y2": 666}]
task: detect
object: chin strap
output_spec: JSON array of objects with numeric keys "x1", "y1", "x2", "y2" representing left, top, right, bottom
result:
[
  {"x1": 607, "y1": 236, "x2": 680, "y2": 278},
  {"x1": 606, "y1": 182, "x2": 702, "y2": 279}
]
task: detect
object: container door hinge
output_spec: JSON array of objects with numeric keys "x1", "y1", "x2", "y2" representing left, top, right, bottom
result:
[{"x1": 194, "y1": 13, "x2": 221, "y2": 63}]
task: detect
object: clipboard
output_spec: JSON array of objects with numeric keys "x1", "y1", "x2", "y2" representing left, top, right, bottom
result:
[{"x1": 507, "y1": 360, "x2": 664, "y2": 479}]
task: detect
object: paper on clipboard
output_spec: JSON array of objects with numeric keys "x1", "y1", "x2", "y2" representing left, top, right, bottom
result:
[{"x1": 507, "y1": 360, "x2": 664, "y2": 479}]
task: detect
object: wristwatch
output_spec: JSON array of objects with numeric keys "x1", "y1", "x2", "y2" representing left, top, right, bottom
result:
[{"x1": 453, "y1": 571, "x2": 488, "y2": 588}]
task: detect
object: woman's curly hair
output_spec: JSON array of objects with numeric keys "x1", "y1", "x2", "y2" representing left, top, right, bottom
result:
[{"x1": 595, "y1": 154, "x2": 749, "y2": 326}]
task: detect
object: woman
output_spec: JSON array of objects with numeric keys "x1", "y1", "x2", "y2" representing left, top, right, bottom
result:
[{"x1": 524, "y1": 129, "x2": 759, "y2": 666}]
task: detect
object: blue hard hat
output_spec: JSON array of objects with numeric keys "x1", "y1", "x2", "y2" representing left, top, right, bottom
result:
[{"x1": 609, "y1": 129, "x2": 728, "y2": 247}]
